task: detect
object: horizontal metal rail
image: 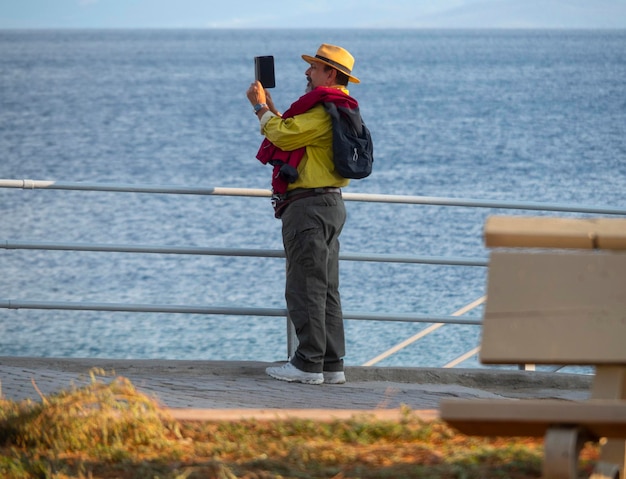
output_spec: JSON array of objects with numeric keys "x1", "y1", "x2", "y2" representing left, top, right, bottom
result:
[
  {"x1": 0, "y1": 179, "x2": 272, "y2": 197},
  {"x1": 0, "y1": 299, "x2": 482, "y2": 325},
  {"x1": 2, "y1": 178, "x2": 626, "y2": 215},
  {"x1": 0, "y1": 240, "x2": 488, "y2": 267},
  {"x1": 3, "y1": 178, "x2": 624, "y2": 367}
]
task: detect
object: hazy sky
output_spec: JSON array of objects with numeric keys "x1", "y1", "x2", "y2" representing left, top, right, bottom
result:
[{"x1": 1, "y1": 0, "x2": 626, "y2": 29}]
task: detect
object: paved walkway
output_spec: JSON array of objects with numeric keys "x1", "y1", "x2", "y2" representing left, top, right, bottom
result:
[{"x1": 0, "y1": 357, "x2": 592, "y2": 421}]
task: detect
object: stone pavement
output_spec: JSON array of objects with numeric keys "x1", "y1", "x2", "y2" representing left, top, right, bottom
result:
[{"x1": 0, "y1": 357, "x2": 593, "y2": 421}]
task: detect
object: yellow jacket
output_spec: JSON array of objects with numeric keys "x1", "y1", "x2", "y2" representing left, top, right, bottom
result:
[{"x1": 259, "y1": 90, "x2": 350, "y2": 191}]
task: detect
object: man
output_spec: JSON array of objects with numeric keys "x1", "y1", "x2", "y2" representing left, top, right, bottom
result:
[{"x1": 246, "y1": 44, "x2": 361, "y2": 385}]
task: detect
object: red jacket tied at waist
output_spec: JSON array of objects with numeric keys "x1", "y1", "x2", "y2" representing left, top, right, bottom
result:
[{"x1": 256, "y1": 86, "x2": 359, "y2": 194}]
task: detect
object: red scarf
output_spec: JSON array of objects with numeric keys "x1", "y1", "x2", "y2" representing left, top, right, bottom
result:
[{"x1": 256, "y1": 86, "x2": 359, "y2": 194}]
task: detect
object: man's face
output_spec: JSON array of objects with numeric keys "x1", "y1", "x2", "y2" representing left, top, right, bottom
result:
[{"x1": 305, "y1": 61, "x2": 332, "y2": 92}]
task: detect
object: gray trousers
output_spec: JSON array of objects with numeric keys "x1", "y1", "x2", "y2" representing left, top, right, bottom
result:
[{"x1": 281, "y1": 192, "x2": 346, "y2": 373}]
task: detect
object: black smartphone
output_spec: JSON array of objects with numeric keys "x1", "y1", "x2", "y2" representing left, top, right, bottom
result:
[{"x1": 254, "y1": 55, "x2": 275, "y2": 89}]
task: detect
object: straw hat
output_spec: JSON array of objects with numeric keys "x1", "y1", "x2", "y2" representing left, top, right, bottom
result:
[{"x1": 302, "y1": 44, "x2": 360, "y2": 83}]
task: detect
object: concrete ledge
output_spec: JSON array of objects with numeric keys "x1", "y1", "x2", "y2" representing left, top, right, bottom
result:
[{"x1": 0, "y1": 357, "x2": 592, "y2": 411}]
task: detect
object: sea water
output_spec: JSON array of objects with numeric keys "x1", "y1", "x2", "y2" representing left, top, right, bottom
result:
[{"x1": 1, "y1": 29, "x2": 625, "y2": 367}]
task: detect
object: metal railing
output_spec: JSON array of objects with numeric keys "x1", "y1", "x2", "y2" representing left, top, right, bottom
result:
[{"x1": 2, "y1": 178, "x2": 625, "y2": 368}]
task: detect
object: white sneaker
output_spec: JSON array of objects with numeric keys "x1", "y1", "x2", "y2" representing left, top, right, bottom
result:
[
  {"x1": 265, "y1": 362, "x2": 323, "y2": 385},
  {"x1": 323, "y1": 371, "x2": 346, "y2": 384}
]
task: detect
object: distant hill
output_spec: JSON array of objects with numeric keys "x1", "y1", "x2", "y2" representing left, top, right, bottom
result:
[
  {"x1": 279, "y1": 0, "x2": 626, "y2": 29},
  {"x1": 403, "y1": 0, "x2": 626, "y2": 29}
]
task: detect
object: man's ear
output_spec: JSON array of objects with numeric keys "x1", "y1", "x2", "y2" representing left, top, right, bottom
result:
[{"x1": 327, "y1": 68, "x2": 337, "y2": 86}]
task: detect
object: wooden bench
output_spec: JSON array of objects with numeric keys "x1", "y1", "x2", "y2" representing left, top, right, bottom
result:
[{"x1": 440, "y1": 216, "x2": 626, "y2": 479}]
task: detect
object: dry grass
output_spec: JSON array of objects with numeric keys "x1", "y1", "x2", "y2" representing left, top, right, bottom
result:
[{"x1": 0, "y1": 370, "x2": 599, "y2": 479}]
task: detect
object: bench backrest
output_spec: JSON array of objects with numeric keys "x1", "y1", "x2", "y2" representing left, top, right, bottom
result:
[{"x1": 479, "y1": 216, "x2": 626, "y2": 366}]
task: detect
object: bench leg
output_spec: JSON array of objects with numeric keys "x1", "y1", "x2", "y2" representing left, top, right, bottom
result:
[
  {"x1": 590, "y1": 461, "x2": 620, "y2": 479},
  {"x1": 596, "y1": 440, "x2": 625, "y2": 479},
  {"x1": 592, "y1": 367, "x2": 626, "y2": 478},
  {"x1": 543, "y1": 427, "x2": 589, "y2": 479}
]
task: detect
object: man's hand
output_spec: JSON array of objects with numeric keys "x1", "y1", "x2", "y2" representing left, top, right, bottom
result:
[
  {"x1": 246, "y1": 81, "x2": 266, "y2": 106},
  {"x1": 247, "y1": 81, "x2": 282, "y2": 117}
]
